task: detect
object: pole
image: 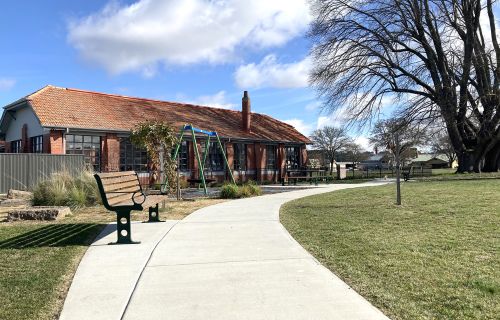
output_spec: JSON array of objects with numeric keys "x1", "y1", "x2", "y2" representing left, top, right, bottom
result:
[
  {"x1": 215, "y1": 133, "x2": 236, "y2": 184},
  {"x1": 190, "y1": 125, "x2": 208, "y2": 195},
  {"x1": 395, "y1": 132, "x2": 401, "y2": 205},
  {"x1": 176, "y1": 156, "x2": 181, "y2": 200},
  {"x1": 159, "y1": 145, "x2": 165, "y2": 190}
]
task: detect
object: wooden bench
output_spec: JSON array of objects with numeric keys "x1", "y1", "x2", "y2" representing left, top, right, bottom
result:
[{"x1": 94, "y1": 171, "x2": 169, "y2": 244}]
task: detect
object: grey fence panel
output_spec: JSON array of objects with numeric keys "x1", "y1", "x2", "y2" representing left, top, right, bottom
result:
[{"x1": 0, "y1": 154, "x2": 85, "y2": 193}]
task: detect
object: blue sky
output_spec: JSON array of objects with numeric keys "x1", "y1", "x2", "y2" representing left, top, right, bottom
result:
[{"x1": 0, "y1": 0, "x2": 370, "y2": 148}]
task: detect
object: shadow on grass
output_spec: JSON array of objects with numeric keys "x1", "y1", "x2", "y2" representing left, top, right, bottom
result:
[{"x1": 0, "y1": 223, "x2": 106, "y2": 249}]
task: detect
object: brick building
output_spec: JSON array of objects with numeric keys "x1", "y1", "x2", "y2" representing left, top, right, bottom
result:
[{"x1": 0, "y1": 86, "x2": 310, "y2": 183}]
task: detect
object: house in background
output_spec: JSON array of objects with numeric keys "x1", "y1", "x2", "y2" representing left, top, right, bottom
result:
[
  {"x1": 0, "y1": 140, "x2": 5, "y2": 153},
  {"x1": 358, "y1": 152, "x2": 392, "y2": 170},
  {"x1": 409, "y1": 154, "x2": 454, "y2": 168},
  {"x1": 0, "y1": 85, "x2": 310, "y2": 183}
]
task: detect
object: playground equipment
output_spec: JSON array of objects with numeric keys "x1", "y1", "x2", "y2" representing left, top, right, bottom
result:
[{"x1": 171, "y1": 124, "x2": 235, "y2": 195}]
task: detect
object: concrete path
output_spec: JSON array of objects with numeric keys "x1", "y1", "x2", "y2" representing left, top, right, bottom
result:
[{"x1": 60, "y1": 182, "x2": 390, "y2": 320}]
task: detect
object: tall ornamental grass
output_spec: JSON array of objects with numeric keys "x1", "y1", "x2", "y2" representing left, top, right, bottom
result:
[{"x1": 32, "y1": 170, "x2": 100, "y2": 209}]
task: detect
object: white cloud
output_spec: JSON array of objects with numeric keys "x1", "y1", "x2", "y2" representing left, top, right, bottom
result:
[
  {"x1": 191, "y1": 91, "x2": 235, "y2": 109},
  {"x1": 305, "y1": 101, "x2": 321, "y2": 111},
  {"x1": 354, "y1": 136, "x2": 371, "y2": 151},
  {"x1": 235, "y1": 54, "x2": 311, "y2": 89},
  {"x1": 0, "y1": 78, "x2": 16, "y2": 91},
  {"x1": 316, "y1": 105, "x2": 352, "y2": 129},
  {"x1": 282, "y1": 118, "x2": 313, "y2": 136},
  {"x1": 68, "y1": 0, "x2": 311, "y2": 75}
]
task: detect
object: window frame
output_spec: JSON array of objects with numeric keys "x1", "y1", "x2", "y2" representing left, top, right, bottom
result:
[
  {"x1": 202, "y1": 141, "x2": 225, "y2": 171},
  {"x1": 30, "y1": 135, "x2": 43, "y2": 153},
  {"x1": 119, "y1": 137, "x2": 149, "y2": 173},
  {"x1": 177, "y1": 141, "x2": 189, "y2": 172},
  {"x1": 285, "y1": 146, "x2": 301, "y2": 170},
  {"x1": 10, "y1": 140, "x2": 22, "y2": 153},
  {"x1": 266, "y1": 145, "x2": 277, "y2": 170},
  {"x1": 233, "y1": 143, "x2": 247, "y2": 171},
  {"x1": 66, "y1": 134, "x2": 102, "y2": 172}
]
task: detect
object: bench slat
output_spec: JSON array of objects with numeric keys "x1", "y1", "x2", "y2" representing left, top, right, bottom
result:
[
  {"x1": 142, "y1": 195, "x2": 169, "y2": 209},
  {"x1": 103, "y1": 180, "x2": 141, "y2": 192},
  {"x1": 100, "y1": 175, "x2": 139, "y2": 186},
  {"x1": 108, "y1": 193, "x2": 137, "y2": 206},
  {"x1": 98, "y1": 171, "x2": 136, "y2": 179}
]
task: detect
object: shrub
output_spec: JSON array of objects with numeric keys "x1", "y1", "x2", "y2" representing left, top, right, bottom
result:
[
  {"x1": 219, "y1": 183, "x2": 240, "y2": 199},
  {"x1": 219, "y1": 182, "x2": 262, "y2": 199},
  {"x1": 32, "y1": 170, "x2": 100, "y2": 209}
]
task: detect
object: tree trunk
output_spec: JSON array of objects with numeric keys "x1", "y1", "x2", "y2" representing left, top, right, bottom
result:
[
  {"x1": 483, "y1": 142, "x2": 500, "y2": 172},
  {"x1": 457, "y1": 151, "x2": 476, "y2": 173}
]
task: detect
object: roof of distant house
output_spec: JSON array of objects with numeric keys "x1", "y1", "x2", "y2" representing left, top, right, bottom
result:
[
  {"x1": 2, "y1": 85, "x2": 310, "y2": 144},
  {"x1": 411, "y1": 153, "x2": 448, "y2": 163},
  {"x1": 364, "y1": 152, "x2": 390, "y2": 162}
]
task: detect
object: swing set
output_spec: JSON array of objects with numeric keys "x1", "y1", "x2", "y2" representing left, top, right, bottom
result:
[{"x1": 172, "y1": 124, "x2": 235, "y2": 195}]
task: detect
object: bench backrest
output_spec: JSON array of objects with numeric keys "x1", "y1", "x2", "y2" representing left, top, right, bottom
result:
[{"x1": 94, "y1": 171, "x2": 142, "y2": 209}]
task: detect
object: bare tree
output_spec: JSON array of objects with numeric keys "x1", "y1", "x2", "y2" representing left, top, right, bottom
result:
[
  {"x1": 369, "y1": 119, "x2": 425, "y2": 166},
  {"x1": 310, "y1": 0, "x2": 500, "y2": 172},
  {"x1": 430, "y1": 130, "x2": 457, "y2": 168},
  {"x1": 344, "y1": 142, "x2": 369, "y2": 168},
  {"x1": 310, "y1": 126, "x2": 352, "y2": 173}
]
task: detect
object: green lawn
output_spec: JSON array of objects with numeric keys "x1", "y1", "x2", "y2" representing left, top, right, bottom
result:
[
  {"x1": 281, "y1": 180, "x2": 500, "y2": 320},
  {"x1": 0, "y1": 223, "x2": 104, "y2": 320},
  {"x1": 0, "y1": 198, "x2": 224, "y2": 320}
]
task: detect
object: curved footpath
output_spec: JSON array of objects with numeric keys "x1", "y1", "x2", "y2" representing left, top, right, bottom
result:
[{"x1": 60, "y1": 182, "x2": 390, "y2": 320}]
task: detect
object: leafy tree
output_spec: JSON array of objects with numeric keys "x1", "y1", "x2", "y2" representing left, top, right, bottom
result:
[
  {"x1": 310, "y1": 0, "x2": 500, "y2": 172},
  {"x1": 310, "y1": 126, "x2": 352, "y2": 173},
  {"x1": 130, "y1": 121, "x2": 179, "y2": 191},
  {"x1": 369, "y1": 119, "x2": 425, "y2": 167}
]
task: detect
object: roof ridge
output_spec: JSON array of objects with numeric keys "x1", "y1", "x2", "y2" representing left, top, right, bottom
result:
[
  {"x1": 62, "y1": 87, "x2": 246, "y2": 114},
  {"x1": 26, "y1": 85, "x2": 62, "y2": 100}
]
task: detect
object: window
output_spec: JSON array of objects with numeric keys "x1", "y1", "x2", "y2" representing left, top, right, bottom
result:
[
  {"x1": 202, "y1": 141, "x2": 225, "y2": 171},
  {"x1": 66, "y1": 134, "x2": 101, "y2": 171},
  {"x1": 30, "y1": 136, "x2": 43, "y2": 153},
  {"x1": 177, "y1": 141, "x2": 189, "y2": 171},
  {"x1": 119, "y1": 138, "x2": 149, "y2": 172},
  {"x1": 285, "y1": 146, "x2": 301, "y2": 169},
  {"x1": 233, "y1": 143, "x2": 247, "y2": 170},
  {"x1": 10, "y1": 140, "x2": 22, "y2": 153},
  {"x1": 266, "y1": 145, "x2": 277, "y2": 169}
]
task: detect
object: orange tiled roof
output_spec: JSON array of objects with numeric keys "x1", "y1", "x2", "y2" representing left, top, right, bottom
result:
[{"x1": 26, "y1": 86, "x2": 310, "y2": 144}]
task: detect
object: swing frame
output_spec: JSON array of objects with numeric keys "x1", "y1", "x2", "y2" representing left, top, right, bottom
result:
[{"x1": 171, "y1": 124, "x2": 236, "y2": 195}]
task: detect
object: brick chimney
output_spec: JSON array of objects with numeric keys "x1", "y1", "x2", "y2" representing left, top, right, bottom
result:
[{"x1": 242, "y1": 91, "x2": 251, "y2": 132}]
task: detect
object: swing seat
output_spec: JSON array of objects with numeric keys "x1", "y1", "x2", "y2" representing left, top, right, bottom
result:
[{"x1": 187, "y1": 178, "x2": 216, "y2": 184}]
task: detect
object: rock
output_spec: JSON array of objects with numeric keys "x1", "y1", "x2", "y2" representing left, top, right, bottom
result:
[
  {"x1": 7, "y1": 189, "x2": 33, "y2": 200},
  {"x1": 0, "y1": 198, "x2": 31, "y2": 207},
  {"x1": 7, "y1": 206, "x2": 71, "y2": 221}
]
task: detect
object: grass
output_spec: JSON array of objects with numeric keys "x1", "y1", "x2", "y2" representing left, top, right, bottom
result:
[
  {"x1": 0, "y1": 197, "x2": 224, "y2": 320},
  {"x1": 32, "y1": 170, "x2": 100, "y2": 209},
  {"x1": 280, "y1": 180, "x2": 500, "y2": 320}
]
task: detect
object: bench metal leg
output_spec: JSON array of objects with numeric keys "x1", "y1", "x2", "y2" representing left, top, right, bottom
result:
[
  {"x1": 148, "y1": 203, "x2": 162, "y2": 222},
  {"x1": 113, "y1": 210, "x2": 140, "y2": 245}
]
